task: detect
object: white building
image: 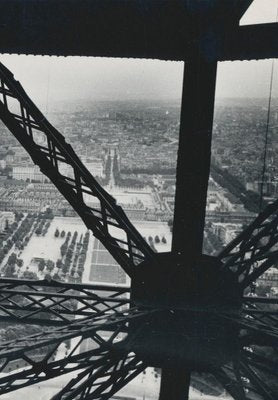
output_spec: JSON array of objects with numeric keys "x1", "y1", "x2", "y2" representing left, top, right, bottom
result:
[
  {"x1": 12, "y1": 166, "x2": 49, "y2": 183},
  {"x1": 82, "y1": 158, "x2": 104, "y2": 178}
]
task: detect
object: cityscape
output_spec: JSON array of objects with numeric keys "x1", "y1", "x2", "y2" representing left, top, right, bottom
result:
[{"x1": 0, "y1": 93, "x2": 277, "y2": 398}]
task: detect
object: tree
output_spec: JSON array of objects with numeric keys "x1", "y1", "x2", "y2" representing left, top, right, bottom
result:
[
  {"x1": 154, "y1": 235, "x2": 160, "y2": 244},
  {"x1": 38, "y1": 259, "x2": 45, "y2": 272},
  {"x1": 66, "y1": 249, "x2": 73, "y2": 258},
  {"x1": 162, "y1": 236, "x2": 167, "y2": 244},
  {"x1": 148, "y1": 236, "x2": 153, "y2": 243},
  {"x1": 46, "y1": 260, "x2": 55, "y2": 272},
  {"x1": 53, "y1": 272, "x2": 61, "y2": 281},
  {"x1": 5, "y1": 264, "x2": 16, "y2": 277},
  {"x1": 61, "y1": 230, "x2": 66, "y2": 238},
  {"x1": 54, "y1": 228, "x2": 60, "y2": 238},
  {"x1": 45, "y1": 208, "x2": 54, "y2": 219},
  {"x1": 17, "y1": 258, "x2": 23, "y2": 267},
  {"x1": 8, "y1": 252, "x2": 17, "y2": 265},
  {"x1": 60, "y1": 243, "x2": 67, "y2": 257},
  {"x1": 44, "y1": 273, "x2": 52, "y2": 281},
  {"x1": 62, "y1": 262, "x2": 70, "y2": 274},
  {"x1": 23, "y1": 271, "x2": 38, "y2": 280},
  {"x1": 56, "y1": 259, "x2": 63, "y2": 269},
  {"x1": 35, "y1": 227, "x2": 42, "y2": 235}
]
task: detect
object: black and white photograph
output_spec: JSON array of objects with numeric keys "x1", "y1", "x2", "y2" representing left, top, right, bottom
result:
[{"x1": 0, "y1": 0, "x2": 277, "y2": 399}]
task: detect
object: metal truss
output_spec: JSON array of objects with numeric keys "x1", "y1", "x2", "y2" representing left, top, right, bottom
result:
[
  {"x1": 0, "y1": 305, "x2": 150, "y2": 395},
  {"x1": 51, "y1": 352, "x2": 146, "y2": 400},
  {"x1": 0, "y1": 278, "x2": 130, "y2": 326},
  {"x1": 213, "y1": 349, "x2": 278, "y2": 400},
  {"x1": 219, "y1": 199, "x2": 278, "y2": 289},
  {"x1": 0, "y1": 60, "x2": 277, "y2": 400},
  {"x1": 0, "y1": 62, "x2": 156, "y2": 278},
  {"x1": 219, "y1": 309, "x2": 278, "y2": 346}
]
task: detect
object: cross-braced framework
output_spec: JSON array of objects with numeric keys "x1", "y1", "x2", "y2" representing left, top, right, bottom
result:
[
  {"x1": 51, "y1": 353, "x2": 146, "y2": 400},
  {"x1": 219, "y1": 200, "x2": 278, "y2": 289},
  {"x1": 0, "y1": 63, "x2": 155, "y2": 278},
  {"x1": 0, "y1": 302, "x2": 150, "y2": 395},
  {"x1": 0, "y1": 60, "x2": 277, "y2": 400},
  {"x1": 0, "y1": 1, "x2": 277, "y2": 398},
  {"x1": 0, "y1": 278, "x2": 130, "y2": 326}
]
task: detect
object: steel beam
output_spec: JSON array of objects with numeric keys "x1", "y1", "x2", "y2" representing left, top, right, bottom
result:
[
  {"x1": 0, "y1": 0, "x2": 251, "y2": 61},
  {"x1": 51, "y1": 353, "x2": 146, "y2": 400},
  {"x1": 219, "y1": 199, "x2": 278, "y2": 287},
  {"x1": 219, "y1": 23, "x2": 278, "y2": 62},
  {"x1": 0, "y1": 62, "x2": 157, "y2": 278},
  {"x1": 159, "y1": 368, "x2": 190, "y2": 400},
  {"x1": 0, "y1": 1, "x2": 277, "y2": 62},
  {"x1": 0, "y1": 278, "x2": 130, "y2": 326},
  {"x1": 172, "y1": 55, "x2": 217, "y2": 263}
]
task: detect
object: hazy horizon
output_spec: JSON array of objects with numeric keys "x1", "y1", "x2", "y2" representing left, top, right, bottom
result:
[{"x1": 0, "y1": 0, "x2": 277, "y2": 110}]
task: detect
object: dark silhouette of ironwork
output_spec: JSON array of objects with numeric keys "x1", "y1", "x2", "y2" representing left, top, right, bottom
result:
[
  {"x1": 0, "y1": 62, "x2": 155, "y2": 278},
  {"x1": 219, "y1": 200, "x2": 278, "y2": 289},
  {"x1": 0, "y1": 1, "x2": 277, "y2": 399},
  {"x1": 1, "y1": 0, "x2": 277, "y2": 61},
  {"x1": 0, "y1": 278, "x2": 130, "y2": 326},
  {"x1": 0, "y1": 60, "x2": 277, "y2": 400}
]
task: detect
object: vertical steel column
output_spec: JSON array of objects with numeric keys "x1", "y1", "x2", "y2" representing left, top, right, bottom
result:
[
  {"x1": 172, "y1": 54, "x2": 218, "y2": 263},
  {"x1": 159, "y1": 368, "x2": 191, "y2": 400}
]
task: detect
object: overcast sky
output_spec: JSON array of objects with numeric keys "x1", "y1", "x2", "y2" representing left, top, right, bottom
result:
[{"x1": 0, "y1": 0, "x2": 277, "y2": 109}]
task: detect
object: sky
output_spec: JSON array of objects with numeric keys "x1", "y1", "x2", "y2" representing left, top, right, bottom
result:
[{"x1": 0, "y1": 0, "x2": 277, "y2": 109}]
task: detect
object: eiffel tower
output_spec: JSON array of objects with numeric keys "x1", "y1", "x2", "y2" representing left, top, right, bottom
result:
[{"x1": 0, "y1": 1, "x2": 277, "y2": 399}]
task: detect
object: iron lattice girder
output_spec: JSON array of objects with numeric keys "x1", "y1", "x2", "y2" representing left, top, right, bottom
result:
[
  {"x1": 0, "y1": 306, "x2": 150, "y2": 395},
  {"x1": 214, "y1": 359, "x2": 277, "y2": 400},
  {"x1": 0, "y1": 61, "x2": 277, "y2": 286},
  {"x1": 219, "y1": 311, "x2": 278, "y2": 346},
  {"x1": 51, "y1": 353, "x2": 146, "y2": 400},
  {"x1": 0, "y1": 306, "x2": 147, "y2": 360},
  {"x1": 242, "y1": 349, "x2": 278, "y2": 382},
  {"x1": 213, "y1": 365, "x2": 248, "y2": 400},
  {"x1": 218, "y1": 199, "x2": 278, "y2": 288},
  {"x1": 0, "y1": 62, "x2": 157, "y2": 278},
  {"x1": 213, "y1": 346, "x2": 278, "y2": 400},
  {"x1": 0, "y1": 52, "x2": 276, "y2": 400},
  {"x1": 0, "y1": 278, "x2": 130, "y2": 326}
]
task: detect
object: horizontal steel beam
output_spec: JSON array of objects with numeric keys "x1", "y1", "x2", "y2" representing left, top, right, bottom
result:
[
  {"x1": 0, "y1": 277, "x2": 130, "y2": 293},
  {"x1": 0, "y1": 0, "x2": 276, "y2": 61},
  {"x1": 219, "y1": 23, "x2": 278, "y2": 61}
]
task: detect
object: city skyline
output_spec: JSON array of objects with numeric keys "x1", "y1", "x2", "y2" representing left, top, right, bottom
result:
[{"x1": 0, "y1": 1, "x2": 278, "y2": 108}]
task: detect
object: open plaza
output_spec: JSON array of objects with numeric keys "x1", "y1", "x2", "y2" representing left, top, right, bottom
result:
[{"x1": 0, "y1": 212, "x2": 172, "y2": 286}]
